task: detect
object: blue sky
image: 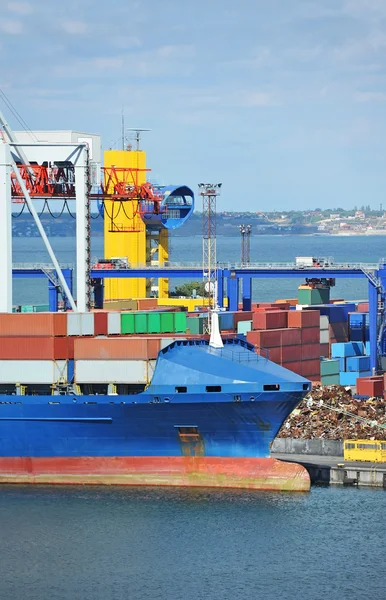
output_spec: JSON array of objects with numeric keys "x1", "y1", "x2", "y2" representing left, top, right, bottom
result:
[{"x1": 1, "y1": 0, "x2": 386, "y2": 211}]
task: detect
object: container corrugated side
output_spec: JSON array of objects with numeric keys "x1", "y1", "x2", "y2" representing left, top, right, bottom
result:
[
  {"x1": 74, "y1": 337, "x2": 160, "y2": 360},
  {"x1": 107, "y1": 312, "x2": 121, "y2": 335},
  {"x1": 0, "y1": 313, "x2": 67, "y2": 336},
  {"x1": 67, "y1": 313, "x2": 94, "y2": 336},
  {"x1": 0, "y1": 360, "x2": 67, "y2": 384},
  {"x1": 93, "y1": 312, "x2": 108, "y2": 335},
  {"x1": 75, "y1": 360, "x2": 148, "y2": 384},
  {"x1": 0, "y1": 336, "x2": 71, "y2": 360}
]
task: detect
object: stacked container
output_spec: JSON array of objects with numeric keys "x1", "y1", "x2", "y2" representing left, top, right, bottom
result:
[{"x1": 331, "y1": 342, "x2": 371, "y2": 385}]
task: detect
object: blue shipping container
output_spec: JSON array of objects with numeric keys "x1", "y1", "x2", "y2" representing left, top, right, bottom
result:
[
  {"x1": 349, "y1": 328, "x2": 364, "y2": 342},
  {"x1": 332, "y1": 342, "x2": 364, "y2": 358},
  {"x1": 340, "y1": 370, "x2": 372, "y2": 386},
  {"x1": 346, "y1": 356, "x2": 371, "y2": 372},
  {"x1": 365, "y1": 341, "x2": 371, "y2": 355}
]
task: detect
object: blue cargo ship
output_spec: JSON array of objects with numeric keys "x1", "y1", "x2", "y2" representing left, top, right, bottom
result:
[{"x1": 0, "y1": 339, "x2": 311, "y2": 491}]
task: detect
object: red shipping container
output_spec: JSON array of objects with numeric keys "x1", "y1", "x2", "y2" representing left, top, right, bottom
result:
[
  {"x1": 320, "y1": 343, "x2": 330, "y2": 358},
  {"x1": 287, "y1": 310, "x2": 320, "y2": 328},
  {"x1": 281, "y1": 328, "x2": 301, "y2": 346},
  {"x1": 283, "y1": 361, "x2": 302, "y2": 375},
  {"x1": 247, "y1": 329, "x2": 282, "y2": 348},
  {"x1": 357, "y1": 377, "x2": 383, "y2": 397},
  {"x1": 302, "y1": 343, "x2": 321, "y2": 360},
  {"x1": 0, "y1": 336, "x2": 70, "y2": 359},
  {"x1": 357, "y1": 302, "x2": 369, "y2": 313},
  {"x1": 93, "y1": 312, "x2": 108, "y2": 336},
  {"x1": 301, "y1": 359, "x2": 320, "y2": 377},
  {"x1": 252, "y1": 311, "x2": 288, "y2": 330},
  {"x1": 0, "y1": 313, "x2": 67, "y2": 337},
  {"x1": 233, "y1": 312, "x2": 253, "y2": 326},
  {"x1": 301, "y1": 327, "x2": 320, "y2": 344},
  {"x1": 281, "y1": 345, "x2": 301, "y2": 363},
  {"x1": 74, "y1": 337, "x2": 160, "y2": 360},
  {"x1": 266, "y1": 347, "x2": 281, "y2": 363}
]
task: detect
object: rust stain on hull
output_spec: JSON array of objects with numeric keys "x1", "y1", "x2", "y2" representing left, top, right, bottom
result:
[{"x1": 0, "y1": 457, "x2": 310, "y2": 492}]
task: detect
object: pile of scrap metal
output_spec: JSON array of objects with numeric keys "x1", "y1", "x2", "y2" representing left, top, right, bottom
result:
[{"x1": 277, "y1": 385, "x2": 386, "y2": 440}]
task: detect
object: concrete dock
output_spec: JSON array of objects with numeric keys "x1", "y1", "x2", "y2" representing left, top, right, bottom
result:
[{"x1": 272, "y1": 452, "x2": 386, "y2": 488}]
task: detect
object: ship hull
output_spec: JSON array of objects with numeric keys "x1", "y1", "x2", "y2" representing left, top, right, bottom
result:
[{"x1": 0, "y1": 393, "x2": 310, "y2": 491}]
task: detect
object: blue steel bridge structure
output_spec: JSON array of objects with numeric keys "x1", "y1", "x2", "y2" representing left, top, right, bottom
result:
[{"x1": 12, "y1": 261, "x2": 386, "y2": 372}]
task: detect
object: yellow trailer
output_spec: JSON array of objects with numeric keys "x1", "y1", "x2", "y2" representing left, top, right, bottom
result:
[{"x1": 344, "y1": 439, "x2": 386, "y2": 462}]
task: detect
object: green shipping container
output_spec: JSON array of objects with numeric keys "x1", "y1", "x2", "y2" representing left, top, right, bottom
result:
[
  {"x1": 237, "y1": 320, "x2": 252, "y2": 335},
  {"x1": 298, "y1": 287, "x2": 330, "y2": 305},
  {"x1": 21, "y1": 305, "x2": 34, "y2": 313},
  {"x1": 320, "y1": 358, "x2": 340, "y2": 377},
  {"x1": 174, "y1": 312, "x2": 187, "y2": 333},
  {"x1": 186, "y1": 316, "x2": 204, "y2": 334},
  {"x1": 134, "y1": 312, "x2": 148, "y2": 334},
  {"x1": 148, "y1": 312, "x2": 162, "y2": 334},
  {"x1": 120, "y1": 312, "x2": 135, "y2": 334},
  {"x1": 160, "y1": 312, "x2": 174, "y2": 333},
  {"x1": 34, "y1": 304, "x2": 50, "y2": 312},
  {"x1": 321, "y1": 374, "x2": 340, "y2": 386}
]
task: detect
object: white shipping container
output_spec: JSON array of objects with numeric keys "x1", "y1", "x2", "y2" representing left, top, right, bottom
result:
[
  {"x1": 0, "y1": 360, "x2": 67, "y2": 384},
  {"x1": 320, "y1": 330, "x2": 330, "y2": 344},
  {"x1": 320, "y1": 315, "x2": 329, "y2": 331},
  {"x1": 160, "y1": 338, "x2": 178, "y2": 350},
  {"x1": 107, "y1": 312, "x2": 121, "y2": 335},
  {"x1": 75, "y1": 360, "x2": 148, "y2": 384},
  {"x1": 67, "y1": 313, "x2": 95, "y2": 336}
]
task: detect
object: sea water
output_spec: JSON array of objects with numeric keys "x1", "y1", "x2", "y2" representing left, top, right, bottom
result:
[{"x1": 0, "y1": 484, "x2": 384, "y2": 600}]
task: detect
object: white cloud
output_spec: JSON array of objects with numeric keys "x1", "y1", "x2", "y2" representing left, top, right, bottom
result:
[
  {"x1": 0, "y1": 19, "x2": 23, "y2": 34},
  {"x1": 61, "y1": 20, "x2": 88, "y2": 35},
  {"x1": 7, "y1": 1, "x2": 32, "y2": 15}
]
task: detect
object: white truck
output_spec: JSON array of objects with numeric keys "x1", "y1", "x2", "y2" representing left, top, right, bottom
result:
[{"x1": 295, "y1": 256, "x2": 333, "y2": 268}]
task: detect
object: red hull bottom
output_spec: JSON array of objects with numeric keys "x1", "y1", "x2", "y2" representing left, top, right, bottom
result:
[{"x1": 0, "y1": 457, "x2": 310, "y2": 491}]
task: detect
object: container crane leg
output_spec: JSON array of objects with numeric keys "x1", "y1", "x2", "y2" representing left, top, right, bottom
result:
[
  {"x1": 0, "y1": 143, "x2": 12, "y2": 312},
  {"x1": 242, "y1": 276, "x2": 252, "y2": 311},
  {"x1": 368, "y1": 280, "x2": 378, "y2": 372}
]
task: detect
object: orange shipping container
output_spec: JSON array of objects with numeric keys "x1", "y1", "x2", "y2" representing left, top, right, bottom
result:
[
  {"x1": 283, "y1": 361, "x2": 302, "y2": 375},
  {"x1": 280, "y1": 328, "x2": 301, "y2": 346},
  {"x1": 301, "y1": 359, "x2": 320, "y2": 378},
  {"x1": 287, "y1": 310, "x2": 320, "y2": 328},
  {"x1": 0, "y1": 313, "x2": 67, "y2": 337},
  {"x1": 137, "y1": 299, "x2": 158, "y2": 310},
  {"x1": 320, "y1": 343, "x2": 330, "y2": 358},
  {"x1": 74, "y1": 337, "x2": 161, "y2": 360},
  {"x1": 281, "y1": 345, "x2": 301, "y2": 363},
  {"x1": 0, "y1": 336, "x2": 71, "y2": 359},
  {"x1": 247, "y1": 329, "x2": 282, "y2": 348}
]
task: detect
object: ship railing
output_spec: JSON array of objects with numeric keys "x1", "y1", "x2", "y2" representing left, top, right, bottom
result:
[{"x1": 207, "y1": 345, "x2": 269, "y2": 362}]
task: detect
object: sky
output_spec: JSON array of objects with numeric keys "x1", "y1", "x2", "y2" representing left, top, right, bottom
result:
[{"x1": 1, "y1": 0, "x2": 386, "y2": 211}]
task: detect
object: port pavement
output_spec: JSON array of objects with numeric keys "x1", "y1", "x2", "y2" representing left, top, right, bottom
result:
[{"x1": 272, "y1": 452, "x2": 386, "y2": 488}]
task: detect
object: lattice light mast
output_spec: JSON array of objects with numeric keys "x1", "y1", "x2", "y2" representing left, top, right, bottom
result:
[
  {"x1": 239, "y1": 224, "x2": 252, "y2": 266},
  {"x1": 199, "y1": 183, "x2": 221, "y2": 333}
]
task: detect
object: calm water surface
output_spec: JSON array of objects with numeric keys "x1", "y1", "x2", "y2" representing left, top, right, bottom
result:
[
  {"x1": 12, "y1": 234, "x2": 386, "y2": 305},
  {"x1": 0, "y1": 484, "x2": 384, "y2": 600}
]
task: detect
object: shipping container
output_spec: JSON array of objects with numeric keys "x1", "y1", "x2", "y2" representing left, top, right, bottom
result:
[
  {"x1": 0, "y1": 360, "x2": 67, "y2": 384},
  {"x1": 0, "y1": 336, "x2": 72, "y2": 360},
  {"x1": 74, "y1": 359, "x2": 148, "y2": 384},
  {"x1": 320, "y1": 329, "x2": 330, "y2": 344},
  {"x1": 74, "y1": 337, "x2": 160, "y2": 360},
  {"x1": 174, "y1": 312, "x2": 187, "y2": 333},
  {"x1": 320, "y1": 343, "x2": 330, "y2": 358},
  {"x1": 301, "y1": 327, "x2": 320, "y2": 344},
  {"x1": 252, "y1": 311, "x2": 288, "y2": 330},
  {"x1": 346, "y1": 356, "x2": 371, "y2": 372},
  {"x1": 340, "y1": 371, "x2": 371, "y2": 386},
  {"x1": 247, "y1": 329, "x2": 282, "y2": 348},
  {"x1": 237, "y1": 320, "x2": 252, "y2": 335},
  {"x1": 93, "y1": 311, "x2": 108, "y2": 336},
  {"x1": 219, "y1": 312, "x2": 235, "y2": 331},
  {"x1": 320, "y1": 358, "x2": 340, "y2": 377},
  {"x1": 356, "y1": 377, "x2": 383, "y2": 397},
  {"x1": 67, "y1": 313, "x2": 94, "y2": 336},
  {"x1": 301, "y1": 359, "x2": 320, "y2": 378},
  {"x1": 331, "y1": 342, "x2": 364, "y2": 358},
  {"x1": 0, "y1": 313, "x2": 67, "y2": 337},
  {"x1": 281, "y1": 345, "x2": 301, "y2": 363},
  {"x1": 134, "y1": 312, "x2": 148, "y2": 334},
  {"x1": 160, "y1": 312, "x2": 174, "y2": 333},
  {"x1": 287, "y1": 310, "x2": 320, "y2": 328},
  {"x1": 186, "y1": 316, "x2": 204, "y2": 335},
  {"x1": 301, "y1": 343, "x2": 322, "y2": 360},
  {"x1": 137, "y1": 298, "x2": 158, "y2": 311},
  {"x1": 329, "y1": 322, "x2": 349, "y2": 343},
  {"x1": 107, "y1": 312, "x2": 121, "y2": 335},
  {"x1": 121, "y1": 312, "x2": 135, "y2": 334},
  {"x1": 147, "y1": 312, "x2": 162, "y2": 334},
  {"x1": 282, "y1": 361, "x2": 302, "y2": 375},
  {"x1": 321, "y1": 374, "x2": 340, "y2": 386},
  {"x1": 280, "y1": 328, "x2": 301, "y2": 346},
  {"x1": 320, "y1": 315, "x2": 329, "y2": 331},
  {"x1": 233, "y1": 311, "x2": 253, "y2": 326},
  {"x1": 298, "y1": 286, "x2": 330, "y2": 306},
  {"x1": 103, "y1": 299, "x2": 138, "y2": 311},
  {"x1": 357, "y1": 302, "x2": 369, "y2": 313}
]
